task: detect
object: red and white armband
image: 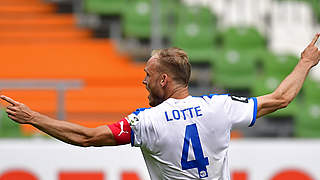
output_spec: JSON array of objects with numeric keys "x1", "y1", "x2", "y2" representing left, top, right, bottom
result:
[{"x1": 107, "y1": 118, "x2": 131, "y2": 145}]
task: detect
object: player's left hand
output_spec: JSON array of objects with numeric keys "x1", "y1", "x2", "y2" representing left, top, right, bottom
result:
[{"x1": 0, "y1": 95, "x2": 37, "y2": 124}]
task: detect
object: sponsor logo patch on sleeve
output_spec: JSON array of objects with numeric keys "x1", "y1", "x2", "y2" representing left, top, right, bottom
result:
[
  {"x1": 126, "y1": 114, "x2": 140, "y2": 126},
  {"x1": 230, "y1": 95, "x2": 249, "y2": 103}
]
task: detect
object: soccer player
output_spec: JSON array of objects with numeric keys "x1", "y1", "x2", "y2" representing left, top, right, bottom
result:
[{"x1": 1, "y1": 34, "x2": 320, "y2": 179}]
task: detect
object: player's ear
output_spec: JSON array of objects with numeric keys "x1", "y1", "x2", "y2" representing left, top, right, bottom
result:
[{"x1": 160, "y1": 74, "x2": 168, "y2": 87}]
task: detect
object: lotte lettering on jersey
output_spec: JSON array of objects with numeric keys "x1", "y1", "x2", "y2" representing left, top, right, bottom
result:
[{"x1": 125, "y1": 94, "x2": 257, "y2": 180}]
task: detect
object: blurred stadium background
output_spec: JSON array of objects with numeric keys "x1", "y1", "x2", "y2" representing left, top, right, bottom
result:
[{"x1": 0, "y1": 0, "x2": 320, "y2": 179}]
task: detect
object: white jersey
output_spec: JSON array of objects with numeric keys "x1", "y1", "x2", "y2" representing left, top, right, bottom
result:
[{"x1": 126, "y1": 94, "x2": 257, "y2": 180}]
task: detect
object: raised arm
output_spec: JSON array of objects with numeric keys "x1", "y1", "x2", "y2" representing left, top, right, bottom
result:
[
  {"x1": 256, "y1": 33, "x2": 320, "y2": 118},
  {"x1": 0, "y1": 95, "x2": 117, "y2": 147}
]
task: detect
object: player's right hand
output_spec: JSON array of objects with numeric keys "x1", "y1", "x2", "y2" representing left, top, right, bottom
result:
[
  {"x1": 0, "y1": 95, "x2": 37, "y2": 124},
  {"x1": 301, "y1": 33, "x2": 320, "y2": 67}
]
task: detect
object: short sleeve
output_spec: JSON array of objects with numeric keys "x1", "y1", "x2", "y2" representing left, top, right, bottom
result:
[
  {"x1": 224, "y1": 95, "x2": 257, "y2": 128},
  {"x1": 126, "y1": 108, "x2": 157, "y2": 149}
]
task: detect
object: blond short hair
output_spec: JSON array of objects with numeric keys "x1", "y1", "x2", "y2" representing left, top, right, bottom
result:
[{"x1": 152, "y1": 47, "x2": 191, "y2": 86}]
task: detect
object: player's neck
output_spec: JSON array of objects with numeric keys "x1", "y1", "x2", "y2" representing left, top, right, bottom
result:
[{"x1": 166, "y1": 85, "x2": 189, "y2": 100}]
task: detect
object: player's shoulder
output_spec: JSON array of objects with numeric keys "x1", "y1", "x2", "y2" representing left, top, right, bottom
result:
[
  {"x1": 131, "y1": 107, "x2": 151, "y2": 116},
  {"x1": 192, "y1": 93, "x2": 230, "y2": 103},
  {"x1": 129, "y1": 106, "x2": 162, "y2": 119},
  {"x1": 129, "y1": 100, "x2": 173, "y2": 117},
  {"x1": 126, "y1": 107, "x2": 152, "y2": 126},
  {"x1": 193, "y1": 93, "x2": 252, "y2": 102}
]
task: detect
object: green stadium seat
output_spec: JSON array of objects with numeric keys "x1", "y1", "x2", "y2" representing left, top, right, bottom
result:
[
  {"x1": 252, "y1": 74, "x2": 285, "y2": 97},
  {"x1": 176, "y1": 4, "x2": 217, "y2": 26},
  {"x1": 295, "y1": 79, "x2": 320, "y2": 137},
  {"x1": 262, "y1": 52, "x2": 299, "y2": 76},
  {"x1": 211, "y1": 49, "x2": 257, "y2": 90},
  {"x1": 310, "y1": 0, "x2": 320, "y2": 23},
  {"x1": 123, "y1": 0, "x2": 176, "y2": 39},
  {"x1": 172, "y1": 23, "x2": 219, "y2": 63},
  {"x1": 172, "y1": 5, "x2": 219, "y2": 63},
  {"x1": 123, "y1": 0, "x2": 151, "y2": 38},
  {"x1": 295, "y1": 101, "x2": 320, "y2": 137},
  {"x1": 84, "y1": 0, "x2": 126, "y2": 16},
  {"x1": 304, "y1": 78, "x2": 320, "y2": 103},
  {"x1": 222, "y1": 26, "x2": 266, "y2": 50},
  {"x1": 0, "y1": 108, "x2": 22, "y2": 137}
]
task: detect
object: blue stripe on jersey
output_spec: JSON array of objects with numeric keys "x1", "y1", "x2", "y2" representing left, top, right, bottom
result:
[
  {"x1": 130, "y1": 129, "x2": 135, "y2": 147},
  {"x1": 193, "y1": 94, "x2": 229, "y2": 99},
  {"x1": 132, "y1": 108, "x2": 150, "y2": 115},
  {"x1": 249, "y1": 97, "x2": 257, "y2": 127},
  {"x1": 131, "y1": 108, "x2": 150, "y2": 146}
]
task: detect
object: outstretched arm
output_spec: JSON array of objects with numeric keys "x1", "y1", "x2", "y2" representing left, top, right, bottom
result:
[
  {"x1": 256, "y1": 33, "x2": 320, "y2": 118},
  {"x1": 0, "y1": 95, "x2": 117, "y2": 147}
]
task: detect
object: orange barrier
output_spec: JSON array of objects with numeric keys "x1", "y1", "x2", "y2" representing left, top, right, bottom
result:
[
  {"x1": 0, "y1": 30, "x2": 92, "y2": 39},
  {"x1": 0, "y1": 87, "x2": 148, "y2": 114},
  {"x1": 0, "y1": 41, "x2": 145, "y2": 80},
  {"x1": 66, "y1": 87, "x2": 148, "y2": 113},
  {"x1": 0, "y1": 4, "x2": 56, "y2": 14},
  {"x1": 0, "y1": 0, "x2": 44, "y2": 3},
  {"x1": 0, "y1": 90, "x2": 57, "y2": 112},
  {"x1": 0, "y1": 0, "x2": 148, "y2": 136},
  {"x1": 0, "y1": 14, "x2": 76, "y2": 26}
]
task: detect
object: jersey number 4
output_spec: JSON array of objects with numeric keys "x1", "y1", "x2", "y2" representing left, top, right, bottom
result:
[{"x1": 181, "y1": 124, "x2": 209, "y2": 178}]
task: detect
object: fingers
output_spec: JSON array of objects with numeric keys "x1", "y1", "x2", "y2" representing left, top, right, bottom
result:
[
  {"x1": 5, "y1": 108, "x2": 18, "y2": 121},
  {"x1": 0, "y1": 95, "x2": 20, "y2": 106},
  {"x1": 6, "y1": 108, "x2": 16, "y2": 116},
  {"x1": 309, "y1": 33, "x2": 320, "y2": 46},
  {"x1": 7, "y1": 105, "x2": 18, "y2": 111},
  {"x1": 8, "y1": 114, "x2": 17, "y2": 121}
]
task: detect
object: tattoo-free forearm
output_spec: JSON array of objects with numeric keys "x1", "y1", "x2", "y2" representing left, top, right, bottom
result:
[
  {"x1": 1, "y1": 95, "x2": 116, "y2": 147},
  {"x1": 273, "y1": 60, "x2": 312, "y2": 105},
  {"x1": 257, "y1": 60, "x2": 312, "y2": 118},
  {"x1": 30, "y1": 113, "x2": 97, "y2": 147}
]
